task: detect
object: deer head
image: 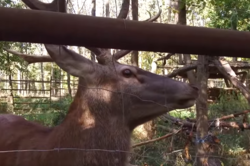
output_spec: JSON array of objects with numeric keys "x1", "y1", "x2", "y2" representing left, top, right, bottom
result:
[
  {"x1": 19, "y1": 0, "x2": 198, "y2": 129},
  {"x1": 45, "y1": 44, "x2": 198, "y2": 129}
]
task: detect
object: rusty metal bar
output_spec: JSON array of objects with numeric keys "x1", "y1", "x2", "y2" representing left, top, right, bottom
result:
[{"x1": 1, "y1": 7, "x2": 250, "y2": 57}]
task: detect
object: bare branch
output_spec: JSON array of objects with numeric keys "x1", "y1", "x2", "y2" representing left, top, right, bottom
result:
[
  {"x1": 212, "y1": 57, "x2": 250, "y2": 103},
  {"x1": 216, "y1": 121, "x2": 250, "y2": 130},
  {"x1": 4, "y1": 48, "x2": 53, "y2": 64},
  {"x1": 171, "y1": 117, "x2": 250, "y2": 130},
  {"x1": 156, "y1": 53, "x2": 175, "y2": 61},
  {"x1": 132, "y1": 0, "x2": 138, "y2": 21},
  {"x1": 162, "y1": 110, "x2": 250, "y2": 130},
  {"x1": 216, "y1": 110, "x2": 250, "y2": 121},
  {"x1": 166, "y1": 64, "x2": 197, "y2": 78},
  {"x1": 132, "y1": 129, "x2": 182, "y2": 148}
]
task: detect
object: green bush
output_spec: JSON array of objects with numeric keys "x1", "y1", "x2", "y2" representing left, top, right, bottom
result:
[{"x1": 14, "y1": 94, "x2": 73, "y2": 126}]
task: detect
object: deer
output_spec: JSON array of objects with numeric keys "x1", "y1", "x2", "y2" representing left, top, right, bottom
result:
[{"x1": 0, "y1": 0, "x2": 199, "y2": 166}]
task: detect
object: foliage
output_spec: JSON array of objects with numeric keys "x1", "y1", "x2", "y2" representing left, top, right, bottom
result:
[
  {"x1": 130, "y1": 91, "x2": 250, "y2": 165},
  {"x1": 207, "y1": 92, "x2": 250, "y2": 165},
  {"x1": 0, "y1": 0, "x2": 23, "y2": 8},
  {"x1": 15, "y1": 94, "x2": 72, "y2": 126},
  {"x1": 209, "y1": 92, "x2": 250, "y2": 118},
  {"x1": 205, "y1": 0, "x2": 250, "y2": 31},
  {"x1": 0, "y1": 42, "x2": 29, "y2": 76},
  {"x1": 0, "y1": 1, "x2": 27, "y2": 76}
]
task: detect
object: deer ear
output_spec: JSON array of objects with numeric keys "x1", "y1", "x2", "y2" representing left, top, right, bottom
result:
[{"x1": 45, "y1": 45, "x2": 95, "y2": 77}]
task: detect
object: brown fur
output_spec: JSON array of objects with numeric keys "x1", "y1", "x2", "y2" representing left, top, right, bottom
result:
[
  {"x1": 0, "y1": 63, "x2": 198, "y2": 166},
  {"x1": 0, "y1": 84, "x2": 131, "y2": 166}
]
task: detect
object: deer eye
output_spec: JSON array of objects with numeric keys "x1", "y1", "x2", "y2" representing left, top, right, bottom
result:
[{"x1": 122, "y1": 69, "x2": 133, "y2": 78}]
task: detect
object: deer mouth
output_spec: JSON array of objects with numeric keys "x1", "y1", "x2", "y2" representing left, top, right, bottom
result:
[
  {"x1": 175, "y1": 93, "x2": 198, "y2": 108},
  {"x1": 177, "y1": 98, "x2": 196, "y2": 108}
]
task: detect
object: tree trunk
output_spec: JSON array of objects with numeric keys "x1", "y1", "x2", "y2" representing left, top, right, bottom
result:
[
  {"x1": 224, "y1": 78, "x2": 231, "y2": 88},
  {"x1": 231, "y1": 21, "x2": 237, "y2": 62},
  {"x1": 17, "y1": 69, "x2": 21, "y2": 95},
  {"x1": 63, "y1": 46, "x2": 72, "y2": 97},
  {"x1": 6, "y1": 52, "x2": 14, "y2": 113},
  {"x1": 172, "y1": 0, "x2": 183, "y2": 64},
  {"x1": 195, "y1": 55, "x2": 209, "y2": 166},
  {"x1": 177, "y1": 0, "x2": 196, "y2": 84},
  {"x1": 132, "y1": 0, "x2": 154, "y2": 139},
  {"x1": 167, "y1": 0, "x2": 172, "y2": 23},
  {"x1": 51, "y1": 63, "x2": 55, "y2": 96},
  {"x1": 213, "y1": 57, "x2": 250, "y2": 103},
  {"x1": 40, "y1": 62, "x2": 45, "y2": 94},
  {"x1": 131, "y1": 0, "x2": 138, "y2": 66},
  {"x1": 90, "y1": 0, "x2": 96, "y2": 61},
  {"x1": 105, "y1": 0, "x2": 112, "y2": 55},
  {"x1": 18, "y1": 45, "x2": 23, "y2": 95},
  {"x1": 67, "y1": 73, "x2": 72, "y2": 98},
  {"x1": 105, "y1": 0, "x2": 110, "y2": 18}
]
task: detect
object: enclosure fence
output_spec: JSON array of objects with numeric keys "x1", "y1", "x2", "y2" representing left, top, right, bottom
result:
[{"x1": 0, "y1": 78, "x2": 79, "y2": 113}]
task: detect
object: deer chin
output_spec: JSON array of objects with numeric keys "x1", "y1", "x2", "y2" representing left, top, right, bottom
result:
[
  {"x1": 177, "y1": 99, "x2": 196, "y2": 109},
  {"x1": 172, "y1": 97, "x2": 197, "y2": 109}
]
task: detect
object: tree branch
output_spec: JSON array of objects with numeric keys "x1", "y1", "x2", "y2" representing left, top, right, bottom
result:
[
  {"x1": 215, "y1": 110, "x2": 250, "y2": 121},
  {"x1": 156, "y1": 53, "x2": 175, "y2": 61},
  {"x1": 162, "y1": 110, "x2": 250, "y2": 130},
  {"x1": 132, "y1": 129, "x2": 182, "y2": 148},
  {"x1": 212, "y1": 57, "x2": 250, "y2": 103},
  {"x1": 166, "y1": 64, "x2": 197, "y2": 78},
  {"x1": 174, "y1": 118, "x2": 250, "y2": 131},
  {"x1": 172, "y1": 110, "x2": 250, "y2": 123}
]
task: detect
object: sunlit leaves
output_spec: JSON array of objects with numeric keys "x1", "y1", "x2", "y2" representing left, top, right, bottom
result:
[
  {"x1": 0, "y1": 0, "x2": 24, "y2": 8},
  {"x1": 205, "y1": 0, "x2": 250, "y2": 31},
  {"x1": 0, "y1": 0, "x2": 29, "y2": 76}
]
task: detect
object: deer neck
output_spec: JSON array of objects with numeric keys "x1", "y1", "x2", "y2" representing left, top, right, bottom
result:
[{"x1": 56, "y1": 80, "x2": 131, "y2": 152}]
